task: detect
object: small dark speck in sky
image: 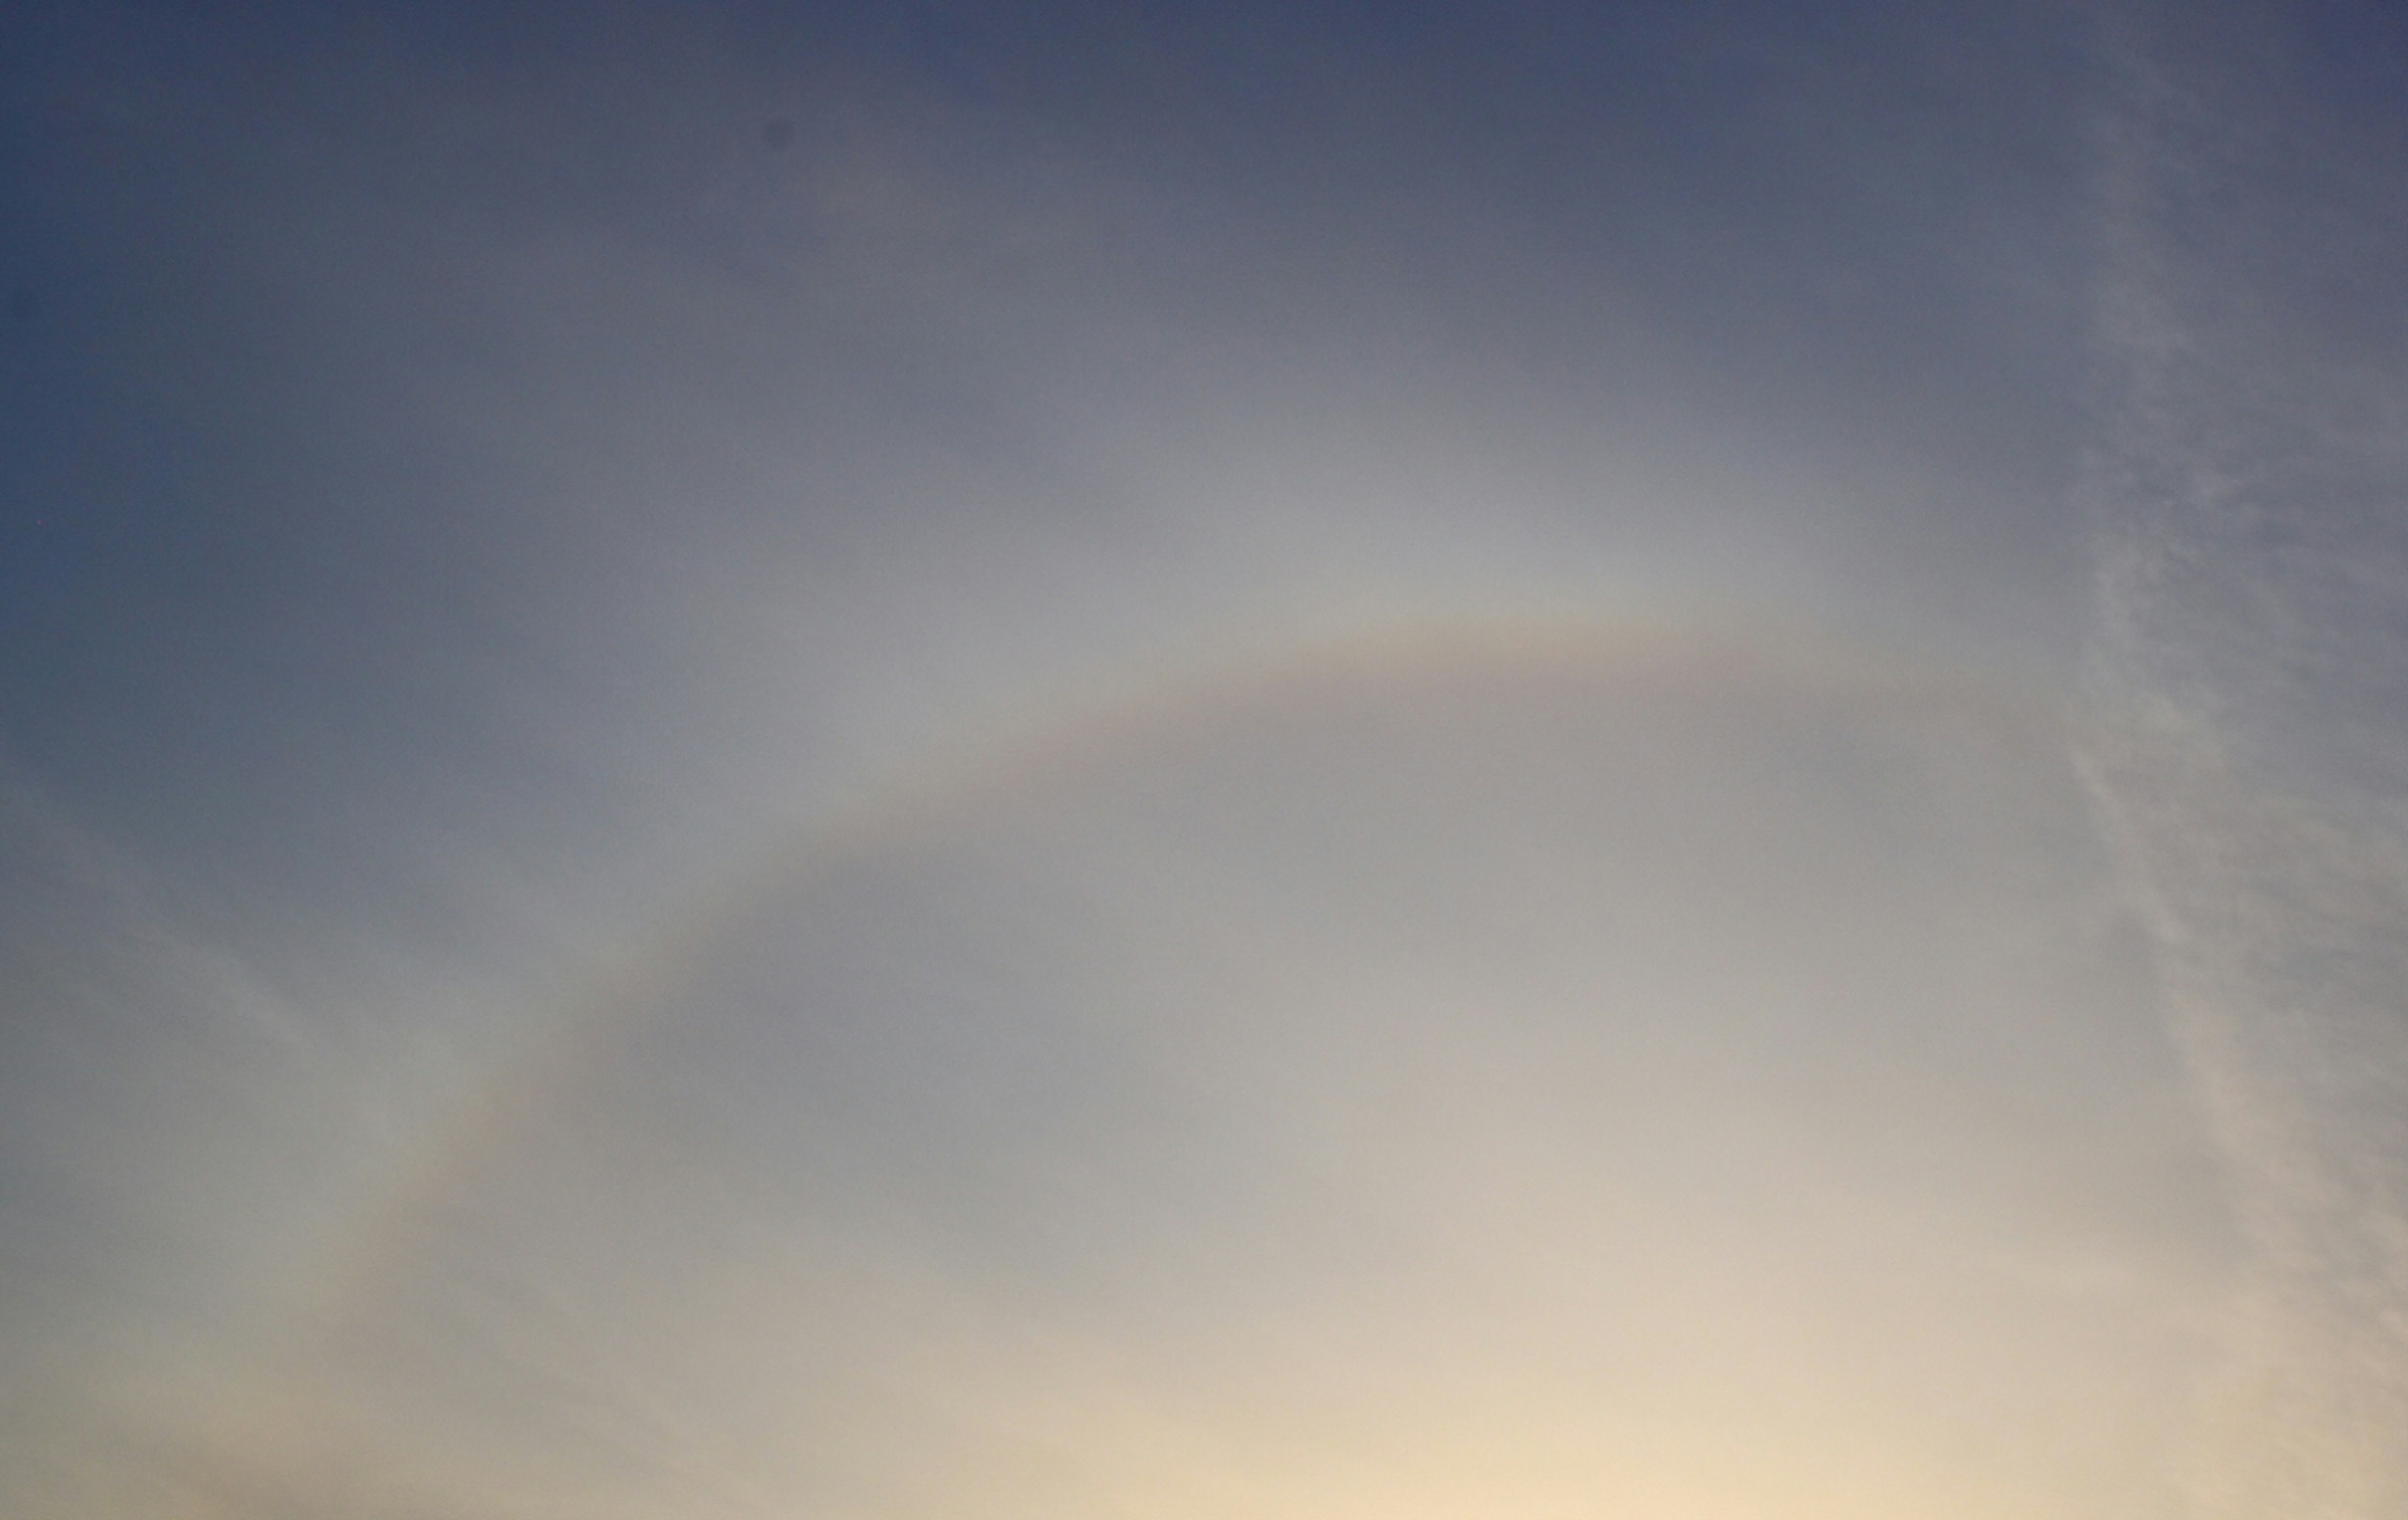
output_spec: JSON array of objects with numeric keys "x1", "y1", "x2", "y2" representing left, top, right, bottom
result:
[{"x1": 762, "y1": 117, "x2": 796, "y2": 151}]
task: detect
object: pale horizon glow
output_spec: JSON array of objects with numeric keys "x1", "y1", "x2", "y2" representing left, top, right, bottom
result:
[{"x1": 6, "y1": 2, "x2": 2408, "y2": 1516}]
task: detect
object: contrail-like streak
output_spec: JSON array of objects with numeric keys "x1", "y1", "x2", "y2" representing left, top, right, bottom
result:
[{"x1": 2077, "y1": 6, "x2": 2408, "y2": 1512}]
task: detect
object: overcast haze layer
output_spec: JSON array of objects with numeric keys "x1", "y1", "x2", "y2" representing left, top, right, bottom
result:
[{"x1": 5, "y1": 2, "x2": 2408, "y2": 1516}]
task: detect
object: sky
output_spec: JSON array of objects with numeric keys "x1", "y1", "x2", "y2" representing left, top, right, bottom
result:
[{"x1": 3, "y1": 1, "x2": 2407, "y2": 1515}]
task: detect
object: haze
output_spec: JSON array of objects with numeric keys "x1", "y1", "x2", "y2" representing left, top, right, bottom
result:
[{"x1": 5, "y1": 3, "x2": 2408, "y2": 1516}]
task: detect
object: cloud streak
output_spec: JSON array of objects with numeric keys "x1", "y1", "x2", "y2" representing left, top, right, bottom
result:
[
  {"x1": 2078, "y1": 3, "x2": 2408, "y2": 1509},
  {"x1": 6, "y1": 2, "x2": 2407, "y2": 1514}
]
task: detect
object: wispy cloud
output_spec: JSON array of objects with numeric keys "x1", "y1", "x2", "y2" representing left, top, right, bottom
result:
[{"x1": 2077, "y1": 4, "x2": 2408, "y2": 1509}]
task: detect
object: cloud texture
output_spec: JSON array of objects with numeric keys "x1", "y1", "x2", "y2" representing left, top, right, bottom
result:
[{"x1": 4, "y1": 1, "x2": 2407, "y2": 1515}]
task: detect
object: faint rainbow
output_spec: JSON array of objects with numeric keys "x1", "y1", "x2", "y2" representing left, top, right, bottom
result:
[{"x1": 304, "y1": 608, "x2": 2061, "y2": 1344}]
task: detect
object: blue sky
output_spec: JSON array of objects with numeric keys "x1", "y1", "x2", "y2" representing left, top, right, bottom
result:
[{"x1": 6, "y1": 2, "x2": 2408, "y2": 1514}]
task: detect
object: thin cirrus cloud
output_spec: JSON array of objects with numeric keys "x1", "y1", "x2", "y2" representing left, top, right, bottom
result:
[{"x1": 3, "y1": 1, "x2": 2406, "y2": 1516}]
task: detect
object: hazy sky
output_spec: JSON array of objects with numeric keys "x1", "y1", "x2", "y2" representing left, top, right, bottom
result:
[{"x1": 5, "y1": 2, "x2": 2408, "y2": 1516}]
